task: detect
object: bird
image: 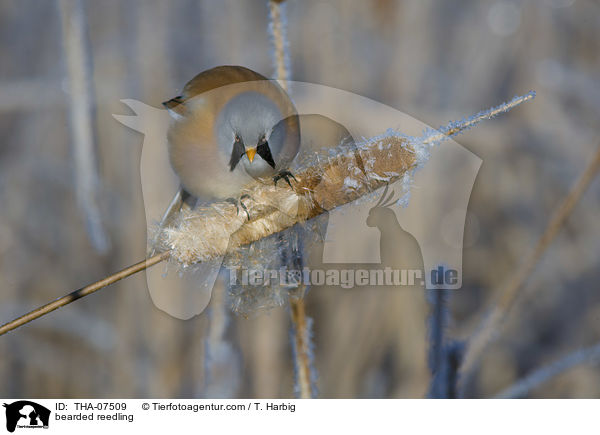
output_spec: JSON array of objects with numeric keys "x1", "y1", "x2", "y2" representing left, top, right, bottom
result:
[
  {"x1": 162, "y1": 65, "x2": 301, "y2": 212},
  {"x1": 123, "y1": 68, "x2": 368, "y2": 318}
]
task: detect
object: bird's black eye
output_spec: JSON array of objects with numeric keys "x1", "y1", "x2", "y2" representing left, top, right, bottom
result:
[{"x1": 257, "y1": 140, "x2": 276, "y2": 169}]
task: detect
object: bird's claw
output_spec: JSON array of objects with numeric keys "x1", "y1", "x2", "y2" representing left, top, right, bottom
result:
[
  {"x1": 239, "y1": 194, "x2": 252, "y2": 220},
  {"x1": 225, "y1": 195, "x2": 252, "y2": 221},
  {"x1": 273, "y1": 170, "x2": 297, "y2": 188}
]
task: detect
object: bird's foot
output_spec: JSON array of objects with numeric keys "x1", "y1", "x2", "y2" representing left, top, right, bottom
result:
[
  {"x1": 225, "y1": 195, "x2": 252, "y2": 221},
  {"x1": 273, "y1": 170, "x2": 297, "y2": 188},
  {"x1": 239, "y1": 194, "x2": 252, "y2": 220}
]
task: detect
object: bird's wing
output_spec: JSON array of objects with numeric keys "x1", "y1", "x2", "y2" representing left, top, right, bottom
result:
[{"x1": 148, "y1": 187, "x2": 197, "y2": 255}]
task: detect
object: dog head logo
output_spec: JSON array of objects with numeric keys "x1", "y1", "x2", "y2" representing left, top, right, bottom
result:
[{"x1": 3, "y1": 401, "x2": 50, "y2": 432}]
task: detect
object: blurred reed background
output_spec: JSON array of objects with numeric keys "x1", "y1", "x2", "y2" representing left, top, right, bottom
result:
[{"x1": 0, "y1": 0, "x2": 599, "y2": 398}]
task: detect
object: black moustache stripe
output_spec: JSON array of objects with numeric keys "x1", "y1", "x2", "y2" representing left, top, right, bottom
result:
[
  {"x1": 229, "y1": 139, "x2": 245, "y2": 171},
  {"x1": 257, "y1": 141, "x2": 276, "y2": 169}
]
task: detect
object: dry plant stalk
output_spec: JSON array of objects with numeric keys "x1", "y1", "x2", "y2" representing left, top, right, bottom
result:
[
  {"x1": 268, "y1": 0, "x2": 315, "y2": 399},
  {"x1": 160, "y1": 91, "x2": 536, "y2": 266},
  {"x1": 0, "y1": 251, "x2": 170, "y2": 336},
  {"x1": 59, "y1": 0, "x2": 108, "y2": 253},
  {"x1": 268, "y1": 0, "x2": 290, "y2": 90},
  {"x1": 158, "y1": 135, "x2": 413, "y2": 266},
  {"x1": 290, "y1": 298, "x2": 314, "y2": 398},
  {"x1": 494, "y1": 340, "x2": 600, "y2": 399},
  {"x1": 0, "y1": 93, "x2": 535, "y2": 337},
  {"x1": 460, "y1": 142, "x2": 600, "y2": 394}
]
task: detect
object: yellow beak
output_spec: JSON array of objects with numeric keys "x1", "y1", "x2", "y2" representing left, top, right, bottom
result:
[{"x1": 246, "y1": 147, "x2": 257, "y2": 163}]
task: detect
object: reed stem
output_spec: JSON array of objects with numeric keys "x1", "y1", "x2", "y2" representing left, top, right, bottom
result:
[{"x1": 0, "y1": 251, "x2": 170, "y2": 337}]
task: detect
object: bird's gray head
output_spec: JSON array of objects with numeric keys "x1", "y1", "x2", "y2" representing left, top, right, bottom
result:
[{"x1": 216, "y1": 91, "x2": 292, "y2": 178}]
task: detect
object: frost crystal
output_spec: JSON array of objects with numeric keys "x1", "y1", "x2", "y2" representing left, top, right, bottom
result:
[{"x1": 343, "y1": 177, "x2": 361, "y2": 192}]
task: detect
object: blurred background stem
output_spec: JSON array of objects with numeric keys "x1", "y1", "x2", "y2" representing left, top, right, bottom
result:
[
  {"x1": 268, "y1": 0, "x2": 317, "y2": 398},
  {"x1": 59, "y1": 0, "x2": 109, "y2": 253}
]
